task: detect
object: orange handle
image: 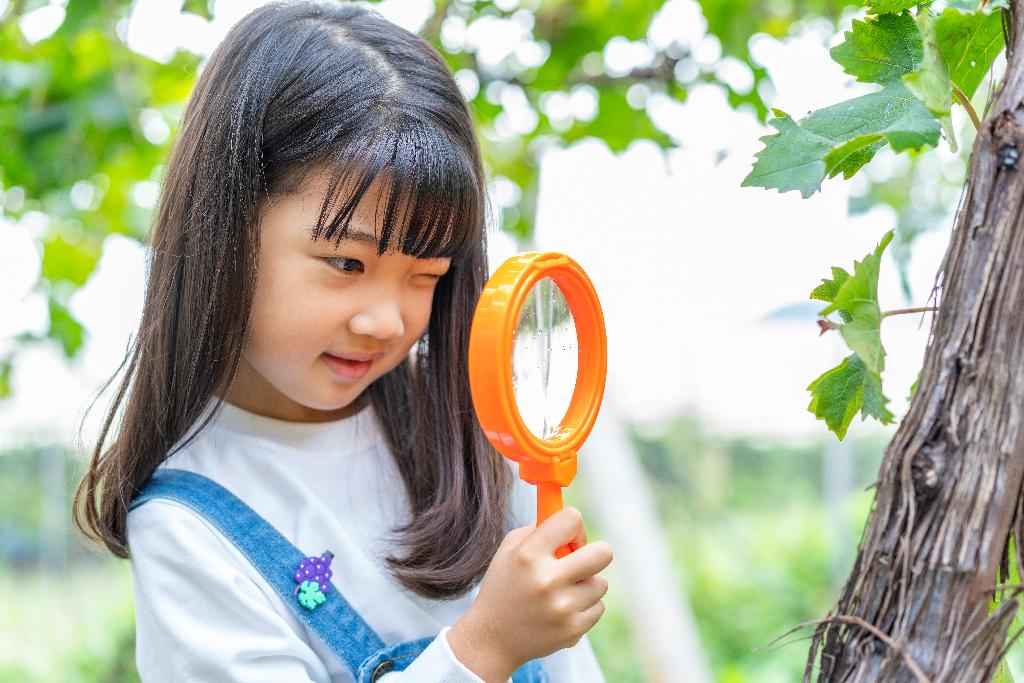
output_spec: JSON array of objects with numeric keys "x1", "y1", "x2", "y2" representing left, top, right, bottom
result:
[{"x1": 537, "y1": 481, "x2": 573, "y2": 558}]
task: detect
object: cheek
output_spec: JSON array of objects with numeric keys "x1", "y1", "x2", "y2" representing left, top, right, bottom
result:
[
  {"x1": 245, "y1": 260, "x2": 338, "y2": 367},
  {"x1": 405, "y1": 291, "x2": 436, "y2": 340}
]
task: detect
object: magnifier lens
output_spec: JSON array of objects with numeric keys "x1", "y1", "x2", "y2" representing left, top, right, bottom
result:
[{"x1": 511, "y1": 276, "x2": 579, "y2": 440}]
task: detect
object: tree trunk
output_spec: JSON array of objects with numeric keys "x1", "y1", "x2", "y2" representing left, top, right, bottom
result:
[{"x1": 807, "y1": 4, "x2": 1024, "y2": 681}]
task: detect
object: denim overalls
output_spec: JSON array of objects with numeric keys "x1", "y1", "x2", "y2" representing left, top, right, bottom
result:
[{"x1": 129, "y1": 468, "x2": 547, "y2": 682}]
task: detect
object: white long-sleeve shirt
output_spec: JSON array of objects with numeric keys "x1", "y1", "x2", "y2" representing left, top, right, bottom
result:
[{"x1": 126, "y1": 399, "x2": 605, "y2": 682}]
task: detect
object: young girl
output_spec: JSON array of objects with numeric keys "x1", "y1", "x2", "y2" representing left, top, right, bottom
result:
[{"x1": 71, "y1": 1, "x2": 612, "y2": 681}]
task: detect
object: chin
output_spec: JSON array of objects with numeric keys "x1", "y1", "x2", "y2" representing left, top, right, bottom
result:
[{"x1": 303, "y1": 380, "x2": 369, "y2": 412}]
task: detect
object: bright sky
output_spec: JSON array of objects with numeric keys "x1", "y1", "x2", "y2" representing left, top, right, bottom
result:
[{"x1": 0, "y1": 0, "x2": 967, "y2": 448}]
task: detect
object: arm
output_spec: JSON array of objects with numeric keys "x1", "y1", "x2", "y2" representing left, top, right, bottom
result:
[
  {"x1": 375, "y1": 626, "x2": 495, "y2": 683},
  {"x1": 127, "y1": 500, "x2": 331, "y2": 682}
]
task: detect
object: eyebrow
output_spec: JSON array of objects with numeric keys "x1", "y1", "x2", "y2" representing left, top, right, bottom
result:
[
  {"x1": 307, "y1": 225, "x2": 452, "y2": 261},
  {"x1": 309, "y1": 226, "x2": 380, "y2": 247}
]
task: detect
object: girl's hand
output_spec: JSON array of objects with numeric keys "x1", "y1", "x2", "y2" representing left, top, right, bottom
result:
[{"x1": 446, "y1": 507, "x2": 613, "y2": 682}]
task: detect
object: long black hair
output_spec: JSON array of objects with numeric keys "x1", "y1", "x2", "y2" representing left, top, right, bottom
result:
[{"x1": 73, "y1": 0, "x2": 512, "y2": 599}]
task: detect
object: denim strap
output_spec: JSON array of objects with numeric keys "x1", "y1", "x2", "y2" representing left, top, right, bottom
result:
[{"x1": 129, "y1": 468, "x2": 546, "y2": 682}]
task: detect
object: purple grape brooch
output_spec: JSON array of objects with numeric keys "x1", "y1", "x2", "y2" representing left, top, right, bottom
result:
[{"x1": 292, "y1": 551, "x2": 334, "y2": 611}]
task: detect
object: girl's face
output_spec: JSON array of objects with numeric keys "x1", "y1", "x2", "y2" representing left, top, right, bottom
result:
[{"x1": 225, "y1": 168, "x2": 452, "y2": 422}]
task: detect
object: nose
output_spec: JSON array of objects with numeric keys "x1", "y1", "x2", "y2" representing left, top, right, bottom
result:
[{"x1": 348, "y1": 299, "x2": 405, "y2": 341}]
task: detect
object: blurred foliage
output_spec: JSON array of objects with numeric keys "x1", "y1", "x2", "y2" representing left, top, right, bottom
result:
[
  {"x1": 588, "y1": 413, "x2": 890, "y2": 681},
  {"x1": 0, "y1": 558, "x2": 140, "y2": 682},
  {"x1": 635, "y1": 425, "x2": 878, "y2": 680},
  {"x1": 0, "y1": 0, "x2": 862, "y2": 397},
  {"x1": 1, "y1": 0, "x2": 196, "y2": 394}
]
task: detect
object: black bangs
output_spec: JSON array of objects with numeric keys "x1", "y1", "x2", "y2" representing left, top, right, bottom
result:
[{"x1": 308, "y1": 116, "x2": 481, "y2": 261}]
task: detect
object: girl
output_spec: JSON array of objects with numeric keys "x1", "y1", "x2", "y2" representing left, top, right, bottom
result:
[{"x1": 71, "y1": 1, "x2": 612, "y2": 682}]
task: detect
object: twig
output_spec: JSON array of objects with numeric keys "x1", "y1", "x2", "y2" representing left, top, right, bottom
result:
[
  {"x1": 953, "y1": 83, "x2": 982, "y2": 132},
  {"x1": 984, "y1": 581, "x2": 1024, "y2": 597},
  {"x1": 816, "y1": 319, "x2": 841, "y2": 335},
  {"x1": 816, "y1": 307, "x2": 938, "y2": 335},
  {"x1": 830, "y1": 615, "x2": 932, "y2": 682},
  {"x1": 761, "y1": 615, "x2": 932, "y2": 683},
  {"x1": 881, "y1": 306, "x2": 940, "y2": 319}
]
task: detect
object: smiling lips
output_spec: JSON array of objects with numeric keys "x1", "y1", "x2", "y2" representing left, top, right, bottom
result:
[{"x1": 321, "y1": 351, "x2": 384, "y2": 380}]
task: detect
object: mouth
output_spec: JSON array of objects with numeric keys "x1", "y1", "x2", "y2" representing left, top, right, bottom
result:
[
  {"x1": 330, "y1": 350, "x2": 387, "y2": 362},
  {"x1": 321, "y1": 351, "x2": 384, "y2": 380}
]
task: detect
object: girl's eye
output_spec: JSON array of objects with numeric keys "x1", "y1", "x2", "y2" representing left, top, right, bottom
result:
[{"x1": 326, "y1": 257, "x2": 363, "y2": 274}]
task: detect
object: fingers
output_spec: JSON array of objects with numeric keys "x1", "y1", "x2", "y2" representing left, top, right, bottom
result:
[
  {"x1": 567, "y1": 511, "x2": 587, "y2": 552},
  {"x1": 566, "y1": 573, "x2": 609, "y2": 611},
  {"x1": 559, "y1": 539, "x2": 613, "y2": 584},
  {"x1": 576, "y1": 594, "x2": 607, "y2": 631},
  {"x1": 525, "y1": 506, "x2": 586, "y2": 558}
]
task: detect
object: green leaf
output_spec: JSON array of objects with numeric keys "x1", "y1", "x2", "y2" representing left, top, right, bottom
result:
[
  {"x1": 824, "y1": 134, "x2": 887, "y2": 180},
  {"x1": 741, "y1": 110, "x2": 832, "y2": 198},
  {"x1": 934, "y1": 6, "x2": 1005, "y2": 100},
  {"x1": 808, "y1": 230, "x2": 898, "y2": 439},
  {"x1": 742, "y1": 84, "x2": 940, "y2": 197},
  {"x1": 830, "y1": 12, "x2": 922, "y2": 84},
  {"x1": 865, "y1": 0, "x2": 921, "y2": 15},
  {"x1": 820, "y1": 229, "x2": 894, "y2": 374},
  {"x1": 810, "y1": 266, "x2": 854, "y2": 323},
  {"x1": 40, "y1": 233, "x2": 102, "y2": 287},
  {"x1": 48, "y1": 300, "x2": 85, "y2": 358},
  {"x1": 994, "y1": 658, "x2": 1015, "y2": 683},
  {"x1": 803, "y1": 82, "x2": 941, "y2": 153},
  {"x1": 903, "y1": 10, "x2": 956, "y2": 152},
  {"x1": 908, "y1": 369, "x2": 921, "y2": 401},
  {"x1": 807, "y1": 354, "x2": 895, "y2": 440}
]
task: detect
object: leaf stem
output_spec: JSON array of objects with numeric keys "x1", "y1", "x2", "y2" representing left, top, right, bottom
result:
[
  {"x1": 952, "y1": 84, "x2": 982, "y2": 132},
  {"x1": 880, "y1": 306, "x2": 939, "y2": 319},
  {"x1": 817, "y1": 306, "x2": 937, "y2": 335},
  {"x1": 817, "y1": 319, "x2": 841, "y2": 336}
]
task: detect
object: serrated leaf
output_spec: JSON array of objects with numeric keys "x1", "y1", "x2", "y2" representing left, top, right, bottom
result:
[
  {"x1": 741, "y1": 110, "x2": 832, "y2": 198},
  {"x1": 903, "y1": 10, "x2": 957, "y2": 152},
  {"x1": 810, "y1": 266, "x2": 854, "y2": 323},
  {"x1": 865, "y1": 0, "x2": 920, "y2": 14},
  {"x1": 820, "y1": 229, "x2": 895, "y2": 374},
  {"x1": 860, "y1": 367, "x2": 896, "y2": 423},
  {"x1": 934, "y1": 6, "x2": 1005, "y2": 100},
  {"x1": 807, "y1": 353, "x2": 895, "y2": 440},
  {"x1": 831, "y1": 12, "x2": 922, "y2": 84},
  {"x1": 803, "y1": 81, "x2": 941, "y2": 153},
  {"x1": 743, "y1": 84, "x2": 940, "y2": 197},
  {"x1": 810, "y1": 266, "x2": 851, "y2": 303},
  {"x1": 824, "y1": 134, "x2": 887, "y2": 179}
]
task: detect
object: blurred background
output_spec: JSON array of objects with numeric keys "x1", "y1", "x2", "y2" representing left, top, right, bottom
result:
[{"x1": 0, "y1": 0, "x2": 999, "y2": 680}]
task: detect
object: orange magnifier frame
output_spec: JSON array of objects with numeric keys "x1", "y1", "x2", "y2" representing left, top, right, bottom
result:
[{"x1": 468, "y1": 252, "x2": 607, "y2": 558}]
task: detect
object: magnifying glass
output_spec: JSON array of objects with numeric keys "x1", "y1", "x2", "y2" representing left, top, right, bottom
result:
[{"x1": 468, "y1": 252, "x2": 607, "y2": 558}]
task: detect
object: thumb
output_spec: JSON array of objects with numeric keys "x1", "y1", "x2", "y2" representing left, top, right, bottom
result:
[
  {"x1": 500, "y1": 522, "x2": 536, "y2": 548},
  {"x1": 530, "y1": 506, "x2": 586, "y2": 555}
]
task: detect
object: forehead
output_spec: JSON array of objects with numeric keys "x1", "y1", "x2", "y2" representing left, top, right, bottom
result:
[{"x1": 267, "y1": 166, "x2": 412, "y2": 253}]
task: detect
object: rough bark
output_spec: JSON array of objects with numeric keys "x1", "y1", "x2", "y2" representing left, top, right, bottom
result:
[{"x1": 806, "y1": 3, "x2": 1024, "y2": 681}]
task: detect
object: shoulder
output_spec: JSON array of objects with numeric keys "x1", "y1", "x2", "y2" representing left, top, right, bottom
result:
[
  {"x1": 127, "y1": 498, "x2": 331, "y2": 681},
  {"x1": 126, "y1": 496, "x2": 265, "y2": 603}
]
